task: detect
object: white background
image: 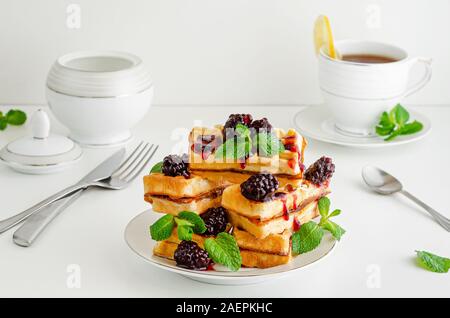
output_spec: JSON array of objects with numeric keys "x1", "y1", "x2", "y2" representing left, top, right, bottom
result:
[{"x1": 1, "y1": 0, "x2": 450, "y2": 106}]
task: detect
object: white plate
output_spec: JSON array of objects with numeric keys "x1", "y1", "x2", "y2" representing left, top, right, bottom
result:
[
  {"x1": 124, "y1": 210, "x2": 337, "y2": 285},
  {"x1": 293, "y1": 106, "x2": 431, "y2": 148}
]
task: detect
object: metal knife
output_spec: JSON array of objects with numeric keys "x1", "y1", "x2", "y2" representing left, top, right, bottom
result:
[{"x1": 0, "y1": 148, "x2": 126, "y2": 234}]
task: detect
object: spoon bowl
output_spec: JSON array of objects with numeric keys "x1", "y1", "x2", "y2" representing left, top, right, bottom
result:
[
  {"x1": 361, "y1": 165, "x2": 450, "y2": 232},
  {"x1": 362, "y1": 165, "x2": 403, "y2": 195}
]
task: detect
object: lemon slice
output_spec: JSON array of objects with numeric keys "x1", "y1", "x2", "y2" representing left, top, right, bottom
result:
[{"x1": 313, "y1": 15, "x2": 339, "y2": 59}]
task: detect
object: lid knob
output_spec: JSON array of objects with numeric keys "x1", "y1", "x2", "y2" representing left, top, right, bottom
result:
[{"x1": 32, "y1": 109, "x2": 50, "y2": 139}]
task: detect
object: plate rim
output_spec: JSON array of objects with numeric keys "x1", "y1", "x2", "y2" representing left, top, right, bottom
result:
[
  {"x1": 124, "y1": 210, "x2": 338, "y2": 281},
  {"x1": 293, "y1": 106, "x2": 431, "y2": 148}
]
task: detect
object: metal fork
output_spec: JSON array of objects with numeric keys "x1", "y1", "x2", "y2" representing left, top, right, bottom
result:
[{"x1": 0, "y1": 141, "x2": 158, "y2": 236}]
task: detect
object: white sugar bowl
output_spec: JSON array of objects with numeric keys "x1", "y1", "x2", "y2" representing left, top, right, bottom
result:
[{"x1": 46, "y1": 51, "x2": 153, "y2": 147}]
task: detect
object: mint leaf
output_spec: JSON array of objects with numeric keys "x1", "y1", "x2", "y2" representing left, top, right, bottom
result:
[
  {"x1": 177, "y1": 225, "x2": 193, "y2": 241},
  {"x1": 384, "y1": 129, "x2": 401, "y2": 141},
  {"x1": 416, "y1": 250, "x2": 450, "y2": 273},
  {"x1": 235, "y1": 123, "x2": 250, "y2": 138},
  {"x1": 255, "y1": 133, "x2": 285, "y2": 157},
  {"x1": 178, "y1": 211, "x2": 207, "y2": 234},
  {"x1": 150, "y1": 161, "x2": 163, "y2": 173},
  {"x1": 400, "y1": 121, "x2": 423, "y2": 135},
  {"x1": 376, "y1": 104, "x2": 423, "y2": 141},
  {"x1": 6, "y1": 109, "x2": 27, "y2": 126},
  {"x1": 318, "y1": 196, "x2": 330, "y2": 218},
  {"x1": 0, "y1": 116, "x2": 7, "y2": 131},
  {"x1": 204, "y1": 233, "x2": 242, "y2": 271},
  {"x1": 215, "y1": 137, "x2": 250, "y2": 160},
  {"x1": 292, "y1": 221, "x2": 324, "y2": 254},
  {"x1": 321, "y1": 220, "x2": 346, "y2": 241},
  {"x1": 150, "y1": 214, "x2": 175, "y2": 241},
  {"x1": 375, "y1": 112, "x2": 395, "y2": 136},
  {"x1": 329, "y1": 209, "x2": 341, "y2": 218},
  {"x1": 174, "y1": 217, "x2": 193, "y2": 227},
  {"x1": 392, "y1": 104, "x2": 409, "y2": 126}
]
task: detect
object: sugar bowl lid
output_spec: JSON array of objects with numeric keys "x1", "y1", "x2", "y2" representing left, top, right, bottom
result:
[{"x1": 0, "y1": 109, "x2": 82, "y2": 174}]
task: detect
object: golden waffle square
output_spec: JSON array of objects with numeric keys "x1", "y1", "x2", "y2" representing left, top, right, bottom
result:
[
  {"x1": 188, "y1": 127, "x2": 307, "y2": 176},
  {"x1": 240, "y1": 249, "x2": 292, "y2": 268},
  {"x1": 191, "y1": 170, "x2": 303, "y2": 188},
  {"x1": 227, "y1": 201, "x2": 319, "y2": 239},
  {"x1": 233, "y1": 228, "x2": 291, "y2": 256},
  {"x1": 222, "y1": 181, "x2": 329, "y2": 221},
  {"x1": 144, "y1": 190, "x2": 222, "y2": 215},
  {"x1": 143, "y1": 173, "x2": 226, "y2": 199},
  {"x1": 153, "y1": 241, "x2": 178, "y2": 260}
]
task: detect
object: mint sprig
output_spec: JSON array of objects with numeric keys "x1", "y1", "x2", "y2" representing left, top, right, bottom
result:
[
  {"x1": 292, "y1": 197, "x2": 345, "y2": 254},
  {"x1": 416, "y1": 250, "x2": 450, "y2": 273},
  {"x1": 149, "y1": 211, "x2": 206, "y2": 241},
  {"x1": 150, "y1": 214, "x2": 175, "y2": 241},
  {"x1": 178, "y1": 211, "x2": 207, "y2": 234},
  {"x1": 215, "y1": 124, "x2": 284, "y2": 160},
  {"x1": 375, "y1": 104, "x2": 423, "y2": 141},
  {"x1": 150, "y1": 161, "x2": 163, "y2": 173},
  {"x1": 255, "y1": 132, "x2": 285, "y2": 157},
  {"x1": 204, "y1": 233, "x2": 242, "y2": 271},
  {"x1": 0, "y1": 109, "x2": 27, "y2": 131},
  {"x1": 215, "y1": 124, "x2": 252, "y2": 160}
]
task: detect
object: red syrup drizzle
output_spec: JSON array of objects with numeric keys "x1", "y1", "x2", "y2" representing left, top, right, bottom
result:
[
  {"x1": 281, "y1": 197, "x2": 289, "y2": 220},
  {"x1": 293, "y1": 218, "x2": 301, "y2": 231},
  {"x1": 207, "y1": 263, "x2": 215, "y2": 271},
  {"x1": 292, "y1": 193, "x2": 297, "y2": 211}
]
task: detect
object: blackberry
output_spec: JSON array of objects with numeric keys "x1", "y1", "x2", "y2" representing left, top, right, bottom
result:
[
  {"x1": 174, "y1": 240, "x2": 211, "y2": 270},
  {"x1": 250, "y1": 118, "x2": 272, "y2": 133},
  {"x1": 201, "y1": 207, "x2": 228, "y2": 236},
  {"x1": 162, "y1": 154, "x2": 190, "y2": 178},
  {"x1": 303, "y1": 156, "x2": 335, "y2": 185},
  {"x1": 223, "y1": 114, "x2": 253, "y2": 139},
  {"x1": 240, "y1": 173, "x2": 279, "y2": 202},
  {"x1": 224, "y1": 114, "x2": 253, "y2": 129}
]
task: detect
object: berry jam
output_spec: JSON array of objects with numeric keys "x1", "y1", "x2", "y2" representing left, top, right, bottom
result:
[
  {"x1": 281, "y1": 198, "x2": 289, "y2": 220},
  {"x1": 293, "y1": 218, "x2": 301, "y2": 231},
  {"x1": 288, "y1": 159, "x2": 296, "y2": 169},
  {"x1": 192, "y1": 135, "x2": 218, "y2": 160}
]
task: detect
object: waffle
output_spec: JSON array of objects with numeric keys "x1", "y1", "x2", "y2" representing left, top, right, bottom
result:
[
  {"x1": 227, "y1": 201, "x2": 319, "y2": 239},
  {"x1": 240, "y1": 249, "x2": 292, "y2": 268},
  {"x1": 188, "y1": 127, "x2": 307, "y2": 176},
  {"x1": 222, "y1": 181, "x2": 329, "y2": 221},
  {"x1": 233, "y1": 228, "x2": 291, "y2": 256},
  {"x1": 144, "y1": 189, "x2": 223, "y2": 215},
  {"x1": 143, "y1": 173, "x2": 227, "y2": 199}
]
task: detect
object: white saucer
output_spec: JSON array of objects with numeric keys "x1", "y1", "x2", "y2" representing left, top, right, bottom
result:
[
  {"x1": 293, "y1": 106, "x2": 431, "y2": 148},
  {"x1": 124, "y1": 210, "x2": 337, "y2": 285}
]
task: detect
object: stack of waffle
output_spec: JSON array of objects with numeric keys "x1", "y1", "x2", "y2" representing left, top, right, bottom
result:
[{"x1": 144, "y1": 115, "x2": 333, "y2": 269}]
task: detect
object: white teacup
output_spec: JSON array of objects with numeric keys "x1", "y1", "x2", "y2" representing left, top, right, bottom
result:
[{"x1": 318, "y1": 40, "x2": 432, "y2": 136}]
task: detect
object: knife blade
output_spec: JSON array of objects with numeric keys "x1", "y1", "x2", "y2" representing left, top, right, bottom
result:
[{"x1": 77, "y1": 148, "x2": 126, "y2": 184}]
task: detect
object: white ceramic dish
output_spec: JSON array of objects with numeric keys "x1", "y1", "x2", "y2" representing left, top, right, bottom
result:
[
  {"x1": 125, "y1": 210, "x2": 337, "y2": 285},
  {"x1": 294, "y1": 106, "x2": 431, "y2": 149},
  {"x1": 46, "y1": 51, "x2": 153, "y2": 147},
  {"x1": 318, "y1": 40, "x2": 432, "y2": 136},
  {"x1": 0, "y1": 109, "x2": 83, "y2": 174}
]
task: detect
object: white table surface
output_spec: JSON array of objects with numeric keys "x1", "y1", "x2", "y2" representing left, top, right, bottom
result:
[{"x1": 0, "y1": 105, "x2": 448, "y2": 298}]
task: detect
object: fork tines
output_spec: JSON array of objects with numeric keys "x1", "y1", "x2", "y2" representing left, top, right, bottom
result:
[{"x1": 113, "y1": 141, "x2": 159, "y2": 182}]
